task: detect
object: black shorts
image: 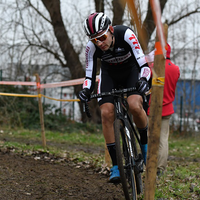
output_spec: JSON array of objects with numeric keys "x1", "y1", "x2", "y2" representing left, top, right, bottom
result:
[{"x1": 97, "y1": 66, "x2": 140, "y2": 106}]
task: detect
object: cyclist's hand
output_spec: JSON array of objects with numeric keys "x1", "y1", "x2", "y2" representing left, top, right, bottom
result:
[
  {"x1": 78, "y1": 88, "x2": 91, "y2": 102},
  {"x1": 136, "y1": 77, "x2": 150, "y2": 94}
]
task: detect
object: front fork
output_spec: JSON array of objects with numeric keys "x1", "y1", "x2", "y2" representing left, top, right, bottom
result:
[{"x1": 115, "y1": 101, "x2": 143, "y2": 174}]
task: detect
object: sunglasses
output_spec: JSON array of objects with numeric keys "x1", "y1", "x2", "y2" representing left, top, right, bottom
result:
[{"x1": 90, "y1": 27, "x2": 109, "y2": 44}]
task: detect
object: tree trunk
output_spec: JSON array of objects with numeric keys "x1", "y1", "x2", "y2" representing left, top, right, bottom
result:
[
  {"x1": 41, "y1": 0, "x2": 101, "y2": 123},
  {"x1": 94, "y1": 0, "x2": 104, "y2": 12},
  {"x1": 112, "y1": 0, "x2": 126, "y2": 25}
]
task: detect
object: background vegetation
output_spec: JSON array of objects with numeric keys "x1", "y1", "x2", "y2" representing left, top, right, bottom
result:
[
  {"x1": 0, "y1": 85, "x2": 78, "y2": 130},
  {"x1": 1, "y1": 0, "x2": 200, "y2": 123}
]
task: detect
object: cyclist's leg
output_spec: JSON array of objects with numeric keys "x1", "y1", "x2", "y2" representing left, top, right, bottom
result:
[
  {"x1": 100, "y1": 103, "x2": 120, "y2": 181},
  {"x1": 100, "y1": 103, "x2": 115, "y2": 143},
  {"x1": 123, "y1": 67, "x2": 148, "y2": 164},
  {"x1": 127, "y1": 95, "x2": 148, "y2": 164},
  {"x1": 127, "y1": 95, "x2": 147, "y2": 128},
  {"x1": 124, "y1": 66, "x2": 148, "y2": 129},
  {"x1": 98, "y1": 69, "x2": 120, "y2": 182},
  {"x1": 98, "y1": 69, "x2": 116, "y2": 144}
]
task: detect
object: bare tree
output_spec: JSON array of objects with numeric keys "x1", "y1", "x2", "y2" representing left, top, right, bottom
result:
[
  {"x1": 94, "y1": 0, "x2": 104, "y2": 12},
  {"x1": 0, "y1": 0, "x2": 200, "y2": 124},
  {"x1": 112, "y1": 0, "x2": 126, "y2": 26}
]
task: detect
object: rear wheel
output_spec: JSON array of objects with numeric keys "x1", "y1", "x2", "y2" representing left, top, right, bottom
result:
[{"x1": 114, "y1": 119, "x2": 137, "y2": 200}]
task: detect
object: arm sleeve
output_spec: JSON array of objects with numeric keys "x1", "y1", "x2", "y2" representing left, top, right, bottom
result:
[
  {"x1": 124, "y1": 28, "x2": 151, "y2": 81},
  {"x1": 83, "y1": 41, "x2": 98, "y2": 92}
]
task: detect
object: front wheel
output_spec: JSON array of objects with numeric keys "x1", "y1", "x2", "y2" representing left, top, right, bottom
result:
[{"x1": 114, "y1": 119, "x2": 137, "y2": 200}]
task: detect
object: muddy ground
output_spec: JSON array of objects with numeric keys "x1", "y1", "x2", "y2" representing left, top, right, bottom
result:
[
  {"x1": 1, "y1": 135, "x2": 199, "y2": 200},
  {"x1": 0, "y1": 146, "x2": 125, "y2": 200}
]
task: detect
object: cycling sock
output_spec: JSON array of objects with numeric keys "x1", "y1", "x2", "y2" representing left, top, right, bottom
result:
[
  {"x1": 107, "y1": 143, "x2": 118, "y2": 166},
  {"x1": 137, "y1": 125, "x2": 148, "y2": 145}
]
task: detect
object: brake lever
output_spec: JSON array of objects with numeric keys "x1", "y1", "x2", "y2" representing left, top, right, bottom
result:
[
  {"x1": 143, "y1": 91, "x2": 150, "y2": 108},
  {"x1": 83, "y1": 102, "x2": 92, "y2": 118},
  {"x1": 143, "y1": 94, "x2": 147, "y2": 104}
]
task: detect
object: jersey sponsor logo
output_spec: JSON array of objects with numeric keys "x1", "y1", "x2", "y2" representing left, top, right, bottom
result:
[
  {"x1": 83, "y1": 79, "x2": 88, "y2": 87},
  {"x1": 97, "y1": 79, "x2": 100, "y2": 94},
  {"x1": 137, "y1": 55, "x2": 146, "y2": 61},
  {"x1": 83, "y1": 79, "x2": 92, "y2": 89},
  {"x1": 141, "y1": 67, "x2": 150, "y2": 77},
  {"x1": 104, "y1": 52, "x2": 132, "y2": 63},
  {"x1": 85, "y1": 46, "x2": 90, "y2": 68},
  {"x1": 115, "y1": 47, "x2": 125, "y2": 53},
  {"x1": 129, "y1": 34, "x2": 140, "y2": 50}
]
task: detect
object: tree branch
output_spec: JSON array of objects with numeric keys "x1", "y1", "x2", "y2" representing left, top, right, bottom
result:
[
  {"x1": 27, "y1": 0, "x2": 52, "y2": 24},
  {"x1": 167, "y1": 8, "x2": 200, "y2": 26}
]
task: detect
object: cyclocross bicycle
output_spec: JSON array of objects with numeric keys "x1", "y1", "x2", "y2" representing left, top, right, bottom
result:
[{"x1": 84, "y1": 87, "x2": 146, "y2": 200}]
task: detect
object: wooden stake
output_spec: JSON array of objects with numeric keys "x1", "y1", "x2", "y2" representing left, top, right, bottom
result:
[
  {"x1": 124, "y1": 0, "x2": 148, "y2": 51},
  {"x1": 35, "y1": 74, "x2": 46, "y2": 148},
  {"x1": 144, "y1": 24, "x2": 168, "y2": 199}
]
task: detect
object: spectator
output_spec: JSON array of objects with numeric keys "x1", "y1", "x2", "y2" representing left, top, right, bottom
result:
[{"x1": 147, "y1": 44, "x2": 180, "y2": 176}]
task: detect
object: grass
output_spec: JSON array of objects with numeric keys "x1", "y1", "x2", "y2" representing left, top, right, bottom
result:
[
  {"x1": 155, "y1": 161, "x2": 200, "y2": 199},
  {"x1": 0, "y1": 126, "x2": 200, "y2": 199},
  {"x1": 169, "y1": 137, "x2": 200, "y2": 159},
  {"x1": 153, "y1": 134, "x2": 200, "y2": 199},
  {"x1": 1, "y1": 122, "x2": 104, "y2": 147}
]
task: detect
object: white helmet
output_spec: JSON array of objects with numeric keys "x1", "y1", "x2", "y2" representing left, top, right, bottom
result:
[{"x1": 83, "y1": 12, "x2": 111, "y2": 39}]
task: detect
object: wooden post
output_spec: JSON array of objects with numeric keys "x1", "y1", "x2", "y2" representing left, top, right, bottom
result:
[
  {"x1": 35, "y1": 74, "x2": 46, "y2": 148},
  {"x1": 125, "y1": 0, "x2": 148, "y2": 52},
  {"x1": 144, "y1": 24, "x2": 168, "y2": 199}
]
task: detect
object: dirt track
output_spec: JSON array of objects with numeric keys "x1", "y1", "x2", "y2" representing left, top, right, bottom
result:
[{"x1": 0, "y1": 149, "x2": 125, "y2": 200}]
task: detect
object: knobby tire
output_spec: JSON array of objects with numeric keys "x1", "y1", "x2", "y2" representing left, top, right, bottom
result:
[
  {"x1": 114, "y1": 119, "x2": 137, "y2": 200},
  {"x1": 129, "y1": 124, "x2": 143, "y2": 195}
]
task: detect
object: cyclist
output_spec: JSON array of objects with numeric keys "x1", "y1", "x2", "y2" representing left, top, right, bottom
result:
[{"x1": 79, "y1": 12, "x2": 150, "y2": 183}]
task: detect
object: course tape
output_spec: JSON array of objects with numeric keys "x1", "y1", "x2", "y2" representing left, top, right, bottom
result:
[
  {"x1": 0, "y1": 93, "x2": 38, "y2": 97},
  {"x1": 0, "y1": 76, "x2": 100, "y2": 102},
  {"x1": 0, "y1": 92, "x2": 80, "y2": 102},
  {"x1": 152, "y1": 77, "x2": 165, "y2": 86},
  {"x1": 0, "y1": 81, "x2": 36, "y2": 86},
  {"x1": 42, "y1": 94, "x2": 80, "y2": 102},
  {"x1": 41, "y1": 77, "x2": 85, "y2": 89},
  {"x1": 155, "y1": 41, "x2": 163, "y2": 56},
  {"x1": 0, "y1": 76, "x2": 99, "y2": 89}
]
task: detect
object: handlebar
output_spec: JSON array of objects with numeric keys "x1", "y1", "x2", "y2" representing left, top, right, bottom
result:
[
  {"x1": 83, "y1": 87, "x2": 148, "y2": 118},
  {"x1": 90, "y1": 87, "x2": 137, "y2": 100}
]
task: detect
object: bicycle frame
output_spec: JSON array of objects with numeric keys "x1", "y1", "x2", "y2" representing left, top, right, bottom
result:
[
  {"x1": 113, "y1": 92, "x2": 142, "y2": 153},
  {"x1": 84, "y1": 87, "x2": 145, "y2": 199},
  {"x1": 113, "y1": 93, "x2": 141, "y2": 171},
  {"x1": 84, "y1": 87, "x2": 144, "y2": 161},
  {"x1": 112, "y1": 92, "x2": 144, "y2": 199}
]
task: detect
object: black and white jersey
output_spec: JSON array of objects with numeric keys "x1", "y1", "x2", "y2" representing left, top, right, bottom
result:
[{"x1": 83, "y1": 25, "x2": 150, "y2": 92}]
